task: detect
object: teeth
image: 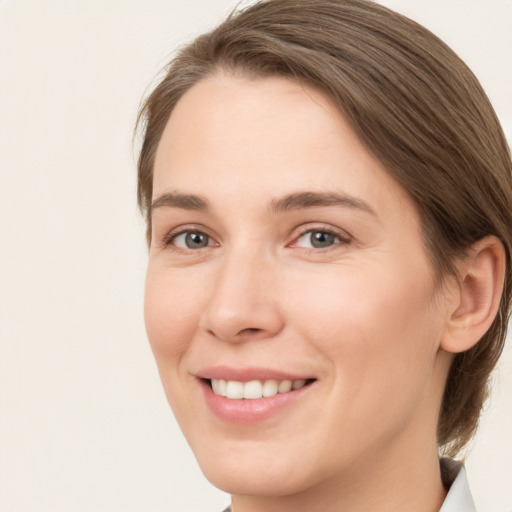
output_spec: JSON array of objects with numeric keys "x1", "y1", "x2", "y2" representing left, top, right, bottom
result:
[
  {"x1": 210, "y1": 378, "x2": 309, "y2": 399},
  {"x1": 292, "y1": 379, "x2": 306, "y2": 390},
  {"x1": 211, "y1": 378, "x2": 227, "y2": 396},
  {"x1": 226, "y1": 380, "x2": 244, "y2": 399},
  {"x1": 278, "y1": 380, "x2": 292, "y2": 393},
  {"x1": 243, "y1": 380, "x2": 262, "y2": 399},
  {"x1": 262, "y1": 379, "x2": 278, "y2": 397}
]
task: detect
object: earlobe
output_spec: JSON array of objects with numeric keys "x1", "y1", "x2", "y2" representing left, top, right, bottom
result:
[{"x1": 441, "y1": 236, "x2": 506, "y2": 354}]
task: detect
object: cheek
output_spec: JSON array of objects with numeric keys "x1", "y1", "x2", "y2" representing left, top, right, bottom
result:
[
  {"x1": 289, "y1": 261, "x2": 435, "y2": 336},
  {"x1": 288, "y1": 261, "x2": 441, "y2": 398},
  {"x1": 144, "y1": 266, "x2": 203, "y2": 364},
  {"x1": 284, "y1": 264, "x2": 444, "y2": 463}
]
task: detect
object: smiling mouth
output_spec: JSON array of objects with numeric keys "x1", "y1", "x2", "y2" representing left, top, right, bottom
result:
[{"x1": 206, "y1": 378, "x2": 315, "y2": 400}]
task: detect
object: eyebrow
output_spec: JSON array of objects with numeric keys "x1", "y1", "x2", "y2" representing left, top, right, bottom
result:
[
  {"x1": 151, "y1": 192, "x2": 210, "y2": 212},
  {"x1": 269, "y1": 191, "x2": 376, "y2": 216},
  {"x1": 150, "y1": 190, "x2": 376, "y2": 216}
]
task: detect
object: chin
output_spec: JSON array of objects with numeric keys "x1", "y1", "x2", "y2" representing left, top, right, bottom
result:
[
  {"x1": 204, "y1": 468, "x2": 308, "y2": 498},
  {"x1": 196, "y1": 446, "x2": 316, "y2": 497}
]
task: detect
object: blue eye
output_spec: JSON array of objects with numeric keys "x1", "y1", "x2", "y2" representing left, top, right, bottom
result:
[
  {"x1": 172, "y1": 231, "x2": 211, "y2": 249},
  {"x1": 295, "y1": 230, "x2": 343, "y2": 249}
]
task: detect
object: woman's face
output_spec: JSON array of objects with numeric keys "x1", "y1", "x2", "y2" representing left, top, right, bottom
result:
[{"x1": 145, "y1": 74, "x2": 452, "y2": 497}]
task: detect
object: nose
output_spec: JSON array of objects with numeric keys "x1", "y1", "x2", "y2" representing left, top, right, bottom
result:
[{"x1": 198, "y1": 248, "x2": 284, "y2": 343}]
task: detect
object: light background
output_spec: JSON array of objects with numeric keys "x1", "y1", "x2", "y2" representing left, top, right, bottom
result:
[{"x1": 0, "y1": 1, "x2": 510, "y2": 511}]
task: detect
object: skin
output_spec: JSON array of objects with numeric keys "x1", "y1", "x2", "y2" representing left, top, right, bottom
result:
[{"x1": 144, "y1": 73, "x2": 490, "y2": 512}]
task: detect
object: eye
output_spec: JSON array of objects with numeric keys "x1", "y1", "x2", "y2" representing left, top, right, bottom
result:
[
  {"x1": 168, "y1": 230, "x2": 213, "y2": 250},
  {"x1": 293, "y1": 229, "x2": 348, "y2": 249}
]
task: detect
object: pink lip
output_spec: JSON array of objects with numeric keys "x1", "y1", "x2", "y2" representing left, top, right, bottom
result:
[
  {"x1": 197, "y1": 365, "x2": 313, "y2": 382},
  {"x1": 196, "y1": 366, "x2": 316, "y2": 424}
]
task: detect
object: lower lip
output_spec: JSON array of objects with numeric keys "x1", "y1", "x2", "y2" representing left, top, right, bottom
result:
[{"x1": 200, "y1": 380, "x2": 314, "y2": 424}]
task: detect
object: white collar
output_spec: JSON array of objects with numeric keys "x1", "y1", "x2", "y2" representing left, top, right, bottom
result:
[{"x1": 439, "y1": 461, "x2": 477, "y2": 511}]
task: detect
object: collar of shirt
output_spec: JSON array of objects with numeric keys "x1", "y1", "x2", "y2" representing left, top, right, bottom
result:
[{"x1": 439, "y1": 459, "x2": 477, "y2": 512}]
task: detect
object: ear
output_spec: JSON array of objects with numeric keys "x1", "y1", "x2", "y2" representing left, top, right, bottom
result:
[{"x1": 440, "y1": 236, "x2": 506, "y2": 354}]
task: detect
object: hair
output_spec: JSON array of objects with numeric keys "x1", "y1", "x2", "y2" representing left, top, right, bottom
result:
[{"x1": 136, "y1": 0, "x2": 512, "y2": 457}]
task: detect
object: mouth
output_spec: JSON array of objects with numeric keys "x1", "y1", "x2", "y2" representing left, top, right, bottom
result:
[
  {"x1": 204, "y1": 378, "x2": 316, "y2": 400},
  {"x1": 197, "y1": 369, "x2": 317, "y2": 423}
]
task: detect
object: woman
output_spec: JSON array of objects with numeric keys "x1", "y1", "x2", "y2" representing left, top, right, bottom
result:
[{"x1": 136, "y1": 1, "x2": 512, "y2": 510}]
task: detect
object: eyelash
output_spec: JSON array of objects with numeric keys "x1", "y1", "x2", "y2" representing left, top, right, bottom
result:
[
  {"x1": 292, "y1": 225, "x2": 351, "y2": 251},
  {"x1": 160, "y1": 224, "x2": 351, "y2": 253},
  {"x1": 160, "y1": 225, "x2": 215, "y2": 253}
]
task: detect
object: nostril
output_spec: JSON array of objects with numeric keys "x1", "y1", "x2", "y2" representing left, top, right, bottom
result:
[{"x1": 239, "y1": 327, "x2": 262, "y2": 335}]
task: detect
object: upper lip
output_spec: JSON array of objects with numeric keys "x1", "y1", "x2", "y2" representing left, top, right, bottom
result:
[{"x1": 196, "y1": 365, "x2": 315, "y2": 382}]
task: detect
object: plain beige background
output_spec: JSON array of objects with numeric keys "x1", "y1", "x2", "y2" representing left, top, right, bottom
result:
[{"x1": 0, "y1": 1, "x2": 510, "y2": 511}]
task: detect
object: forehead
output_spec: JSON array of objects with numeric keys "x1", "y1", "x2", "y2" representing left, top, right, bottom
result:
[{"x1": 153, "y1": 72, "x2": 414, "y2": 222}]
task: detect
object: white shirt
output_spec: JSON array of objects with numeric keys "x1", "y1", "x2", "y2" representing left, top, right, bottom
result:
[{"x1": 439, "y1": 463, "x2": 477, "y2": 512}]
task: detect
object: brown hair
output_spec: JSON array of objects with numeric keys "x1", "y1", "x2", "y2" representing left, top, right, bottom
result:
[{"x1": 136, "y1": 0, "x2": 512, "y2": 457}]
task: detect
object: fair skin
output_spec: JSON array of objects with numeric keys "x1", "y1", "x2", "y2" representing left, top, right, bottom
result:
[{"x1": 144, "y1": 73, "x2": 504, "y2": 512}]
